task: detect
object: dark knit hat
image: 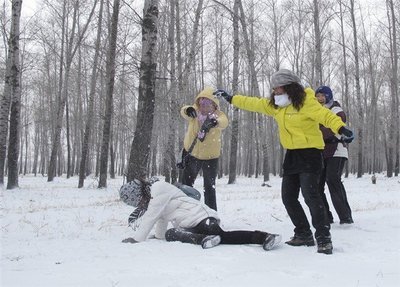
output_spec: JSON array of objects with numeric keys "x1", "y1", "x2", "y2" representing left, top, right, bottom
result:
[
  {"x1": 315, "y1": 86, "x2": 333, "y2": 103},
  {"x1": 271, "y1": 69, "x2": 301, "y2": 88}
]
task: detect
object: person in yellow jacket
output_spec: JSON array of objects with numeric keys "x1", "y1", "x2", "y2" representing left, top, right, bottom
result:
[
  {"x1": 214, "y1": 69, "x2": 354, "y2": 255},
  {"x1": 180, "y1": 87, "x2": 228, "y2": 211}
]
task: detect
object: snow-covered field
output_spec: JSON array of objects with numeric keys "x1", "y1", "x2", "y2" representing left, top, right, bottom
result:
[{"x1": 1, "y1": 174, "x2": 399, "y2": 287}]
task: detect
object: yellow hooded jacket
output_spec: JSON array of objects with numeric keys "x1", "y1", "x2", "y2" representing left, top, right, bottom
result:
[
  {"x1": 180, "y1": 87, "x2": 229, "y2": 160},
  {"x1": 231, "y1": 87, "x2": 346, "y2": 150}
]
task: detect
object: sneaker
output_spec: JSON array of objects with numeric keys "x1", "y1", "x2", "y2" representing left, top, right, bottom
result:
[
  {"x1": 263, "y1": 234, "x2": 282, "y2": 251},
  {"x1": 285, "y1": 235, "x2": 315, "y2": 246},
  {"x1": 317, "y1": 242, "x2": 333, "y2": 254},
  {"x1": 201, "y1": 235, "x2": 221, "y2": 249},
  {"x1": 340, "y1": 218, "x2": 354, "y2": 224}
]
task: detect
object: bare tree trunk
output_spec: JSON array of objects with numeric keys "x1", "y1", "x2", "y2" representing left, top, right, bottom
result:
[
  {"x1": 386, "y1": 0, "x2": 399, "y2": 177},
  {"x1": 98, "y1": 0, "x2": 120, "y2": 188},
  {"x1": 166, "y1": 0, "x2": 178, "y2": 183},
  {"x1": 313, "y1": 0, "x2": 322, "y2": 87},
  {"x1": 78, "y1": 0, "x2": 104, "y2": 188},
  {"x1": 127, "y1": 0, "x2": 159, "y2": 182},
  {"x1": 238, "y1": 0, "x2": 268, "y2": 180},
  {"x1": 66, "y1": 97, "x2": 71, "y2": 178},
  {"x1": 48, "y1": 0, "x2": 97, "y2": 182},
  {"x1": 339, "y1": 0, "x2": 351, "y2": 178},
  {"x1": 350, "y1": 0, "x2": 364, "y2": 178},
  {"x1": 6, "y1": 0, "x2": 22, "y2": 189},
  {"x1": 228, "y1": 0, "x2": 240, "y2": 184},
  {"x1": 0, "y1": 45, "x2": 12, "y2": 186}
]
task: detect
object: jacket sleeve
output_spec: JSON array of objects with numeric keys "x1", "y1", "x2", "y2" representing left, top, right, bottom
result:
[
  {"x1": 303, "y1": 89, "x2": 345, "y2": 134},
  {"x1": 180, "y1": 105, "x2": 195, "y2": 120},
  {"x1": 154, "y1": 219, "x2": 168, "y2": 239},
  {"x1": 231, "y1": 94, "x2": 276, "y2": 116},
  {"x1": 216, "y1": 111, "x2": 228, "y2": 130}
]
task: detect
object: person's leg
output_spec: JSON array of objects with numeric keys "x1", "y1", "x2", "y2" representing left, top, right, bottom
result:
[
  {"x1": 325, "y1": 157, "x2": 353, "y2": 223},
  {"x1": 282, "y1": 174, "x2": 313, "y2": 240},
  {"x1": 182, "y1": 155, "x2": 202, "y2": 187},
  {"x1": 318, "y1": 160, "x2": 334, "y2": 223},
  {"x1": 201, "y1": 158, "x2": 219, "y2": 210},
  {"x1": 189, "y1": 218, "x2": 280, "y2": 250},
  {"x1": 165, "y1": 227, "x2": 221, "y2": 249},
  {"x1": 165, "y1": 228, "x2": 207, "y2": 244},
  {"x1": 299, "y1": 172, "x2": 332, "y2": 253}
]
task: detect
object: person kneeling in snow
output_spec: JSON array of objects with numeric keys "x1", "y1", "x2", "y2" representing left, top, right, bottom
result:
[{"x1": 119, "y1": 177, "x2": 281, "y2": 250}]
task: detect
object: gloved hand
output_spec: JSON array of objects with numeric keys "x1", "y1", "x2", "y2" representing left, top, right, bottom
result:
[
  {"x1": 185, "y1": 107, "x2": 197, "y2": 118},
  {"x1": 339, "y1": 126, "x2": 354, "y2": 143},
  {"x1": 213, "y1": 89, "x2": 233, "y2": 104},
  {"x1": 201, "y1": 117, "x2": 218, "y2": 133},
  {"x1": 122, "y1": 237, "x2": 139, "y2": 244}
]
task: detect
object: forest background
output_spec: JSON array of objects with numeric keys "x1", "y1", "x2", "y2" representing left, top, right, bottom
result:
[{"x1": 0, "y1": 0, "x2": 398, "y2": 189}]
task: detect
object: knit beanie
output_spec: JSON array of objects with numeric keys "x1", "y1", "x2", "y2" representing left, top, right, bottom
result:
[
  {"x1": 119, "y1": 179, "x2": 144, "y2": 207},
  {"x1": 271, "y1": 69, "x2": 301, "y2": 88}
]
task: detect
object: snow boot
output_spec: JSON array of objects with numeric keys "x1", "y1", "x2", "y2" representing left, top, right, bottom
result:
[
  {"x1": 165, "y1": 228, "x2": 219, "y2": 248},
  {"x1": 317, "y1": 242, "x2": 333, "y2": 255},
  {"x1": 339, "y1": 218, "x2": 354, "y2": 224},
  {"x1": 262, "y1": 234, "x2": 282, "y2": 251},
  {"x1": 285, "y1": 235, "x2": 315, "y2": 246},
  {"x1": 201, "y1": 235, "x2": 221, "y2": 249}
]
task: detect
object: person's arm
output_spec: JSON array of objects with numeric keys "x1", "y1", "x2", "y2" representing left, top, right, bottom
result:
[
  {"x1": 232, "y1": 94, "x2": 276, "y2": 116},
  {"x1": 215, "y1": 111, "x2": 228, "y2": 129},
  {"x1": 180, "y1": 105, "x2": 197, "y2": 120},
  {"x1": 154, "y1": 219, "x2": 168, "y2": 240},
  {"x1": 214, "y1": 89, "x2": 275, "y2": 116},
  {"x1": 303, "y1": 89, "x2": 345, "y2": 134}
]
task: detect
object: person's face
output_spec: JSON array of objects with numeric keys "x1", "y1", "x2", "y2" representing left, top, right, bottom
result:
[
  {"x1": 272, "y1": 86, "x2": 286, "y2": 95},
  {"x1": 315, "y1": 93, "x2": 326, "y2": 105},
  {"x1": 198, "y1": 98, "x2": 216, "y2": 115}
]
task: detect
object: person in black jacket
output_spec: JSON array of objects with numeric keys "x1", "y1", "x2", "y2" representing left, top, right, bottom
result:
[{"x1": 315, "y1": 86, "x2": 354, "y2": 225}]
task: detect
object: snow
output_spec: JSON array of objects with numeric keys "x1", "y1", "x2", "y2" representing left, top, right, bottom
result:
[{"x1": 1, "y1": 174, "x2": 399, "y2": 287}]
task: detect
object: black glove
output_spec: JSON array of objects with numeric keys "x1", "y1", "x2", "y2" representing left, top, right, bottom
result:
[
  {"x1": 213, "y1": 89, "x2": 233, "y2": 104},
  {"x1": 185, "y1": 107, "x2": 197, "y2": 118},
  {"x1": 339, "y1": 126, "x2": 354, "y2": 143},
  {"x1": 201, "y1": 117, "x2": 218, "y2": 133},
  {"x1": 122, "y1": 237, "x2": 139, "y2": 244}
]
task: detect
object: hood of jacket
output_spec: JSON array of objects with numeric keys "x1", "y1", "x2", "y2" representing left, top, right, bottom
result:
[{"x1": 194, "y1": 87, "x2": 220, "y2": 109}]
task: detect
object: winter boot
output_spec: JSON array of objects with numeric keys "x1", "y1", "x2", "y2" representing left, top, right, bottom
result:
[
  {"x1": 262, "y1": 234, "x2": 282, "y2": 251},
  {"x1": 285, "y1": 235, "x2": 315, "y2": 247},
  {"x1": 165, "y1": 228, "x2": 209, "y2": 245},
  {"x1": 317, "y1": 242, "x2": 333, "y2": 254},
  {"x1": 339, "y1": 218, "x2": 354, "y2": 224},
  {"x1": 201, "y1": 235, "x2": 221, "y2": 249}
]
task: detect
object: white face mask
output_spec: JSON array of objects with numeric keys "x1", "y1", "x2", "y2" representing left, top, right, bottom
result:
[{"x1": 274, "y1": 93, "x2": 291, "y2": 107}]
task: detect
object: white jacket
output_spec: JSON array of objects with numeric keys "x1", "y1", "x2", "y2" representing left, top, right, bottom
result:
[
  {"x1": 331, "y1": 106, "x2": 348, "y2": 159},
  {"x1": 130, "y1": 181, "x2": 219, "y2": 242}
]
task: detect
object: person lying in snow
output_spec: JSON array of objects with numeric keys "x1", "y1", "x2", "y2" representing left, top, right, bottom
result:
[{"x1": 119, "y1": 177, "x2": 281, "y2": 250}]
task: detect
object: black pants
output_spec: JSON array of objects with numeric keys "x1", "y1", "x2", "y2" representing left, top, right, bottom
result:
[
  {"x1": 282, "y1": 173, "x2": 331, "y2": 242},
  {"x1": 182, "y1": 155, "x2": 218, "y2": 211},
  {"x1": 166, "y1": 217, "x2": 268, "y2": 245},
  {"x1": 318, "y1": 157, "x2": 352, "y2": 222}
]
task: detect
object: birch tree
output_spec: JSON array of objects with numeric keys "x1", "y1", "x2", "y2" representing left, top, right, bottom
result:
[
  {"x1": 127, "y1": 0, "x2": 159, "y2": 182},
  {"x1": 5, "y1": 0, "x2": 22, "y2": 189}
]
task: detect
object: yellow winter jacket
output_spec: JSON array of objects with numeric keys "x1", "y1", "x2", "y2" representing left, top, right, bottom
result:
[
  {"x1": 232, "y1": 87, "x2": 345, "y2": 150},
  {"x1": 181, "y1": 87, "x2": 229, "y2": 160}
]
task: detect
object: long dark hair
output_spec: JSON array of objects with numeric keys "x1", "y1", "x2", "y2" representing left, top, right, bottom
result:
[{"x1": 269, "y1": 82, "x2": 306, "y2": 111}]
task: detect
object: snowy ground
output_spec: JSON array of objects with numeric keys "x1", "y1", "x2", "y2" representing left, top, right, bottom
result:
[{"x1": 1, "y1": 173, "x2": 399, "y2": 287}]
